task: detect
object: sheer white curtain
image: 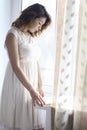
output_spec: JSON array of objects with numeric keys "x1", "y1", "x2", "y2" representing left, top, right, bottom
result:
[
  {"x1": 73, "y1": 0, "x2": 87, "y2": 129},
  {"x1": 53, "y1": 0, "x2": 87, "y2": 130}
]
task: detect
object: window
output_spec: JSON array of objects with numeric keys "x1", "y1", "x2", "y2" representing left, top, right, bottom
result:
[{"x1": 22, "y1": 0, "x2": 56, "y2": 103}]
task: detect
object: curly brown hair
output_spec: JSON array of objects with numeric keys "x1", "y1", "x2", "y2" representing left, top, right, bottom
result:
[{"x1": 12, "y1": 3, "x2": 51, "y2": 37}]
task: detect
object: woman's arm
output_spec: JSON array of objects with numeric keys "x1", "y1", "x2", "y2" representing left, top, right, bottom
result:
[
  {"x1": 5, "y1": 33, "x2": 45, "y2": 106},
  {"x1": 6, "y1": 33, "x2": 32, "y2": 92},
  {"x1": 37, "y1": 62, "x2": 44, "y2": 97}
]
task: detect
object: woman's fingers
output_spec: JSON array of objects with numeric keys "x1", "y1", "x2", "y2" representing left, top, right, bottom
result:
[
  {"x1": 31, "y1": 89, "x2": 45, "y2": 106},
  {"x1": 33, "y1": 93, "x2": 45, "y2": 106},
  {"x1": 39, "y1": 94, "x2": 45, "y2": 105},
  {"x1": 37, "y1": 93, "x2": 45, "y2": 105}
]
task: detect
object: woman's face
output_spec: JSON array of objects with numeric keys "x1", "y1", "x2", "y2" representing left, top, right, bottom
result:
[{"x1": 25, "y1": 17, "x2": 46, "y2": 33}]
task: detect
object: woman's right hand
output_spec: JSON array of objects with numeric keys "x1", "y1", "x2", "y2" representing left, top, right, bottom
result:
[{"x1": 29, "y1": 88, "x2": 45, "y2": 106}]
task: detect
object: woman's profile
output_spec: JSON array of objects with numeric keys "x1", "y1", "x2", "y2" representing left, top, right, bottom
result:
[{"x1": 0, "y1": 3, "x2": 51, "y2": 130}]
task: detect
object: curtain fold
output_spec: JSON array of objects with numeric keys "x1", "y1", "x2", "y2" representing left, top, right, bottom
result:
[
  {"x1": 52, "y1": 0, "x2": 87, "y2": 130},
  {"x1": 73, "y1": 0, "x2": 87, "y2": 130},
  {"x1": 53, "y1": 0, "x2": 66, "y2": 107}
]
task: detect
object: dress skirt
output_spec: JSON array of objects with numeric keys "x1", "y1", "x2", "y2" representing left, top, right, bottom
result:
[{"x1": 0, "y1": 61, "x2": 46, "y2": 130}]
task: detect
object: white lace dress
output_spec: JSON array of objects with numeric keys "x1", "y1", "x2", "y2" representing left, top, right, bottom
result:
[{"x1": 0, "y1": 27, "x2": 46, "y2": 130}]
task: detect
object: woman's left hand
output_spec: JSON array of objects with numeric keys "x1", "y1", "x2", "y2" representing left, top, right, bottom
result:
[{"x1": 37, "y1": 88, "x2": 45, "y2": 97}]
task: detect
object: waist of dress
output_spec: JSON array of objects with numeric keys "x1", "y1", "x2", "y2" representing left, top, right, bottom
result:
[{"x1": 19, "y1": 58, "x2": 38, "y2": 63}]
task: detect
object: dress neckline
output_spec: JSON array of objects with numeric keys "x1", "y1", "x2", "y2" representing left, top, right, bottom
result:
[
  {"x1": 12, "y1": 26, "x2": 31, "y2": 37},
  {"x1": 11, "y1": 26, "x2": 38, "y2": 45}
]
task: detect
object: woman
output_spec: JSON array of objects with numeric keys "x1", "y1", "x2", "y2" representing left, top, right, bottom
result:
[{"x1": 0, "y1": 3, "x2": 51, "y2": 130}]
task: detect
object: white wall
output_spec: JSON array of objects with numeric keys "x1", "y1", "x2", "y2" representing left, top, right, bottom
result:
[
  {"x1": 0, "y1": 0, "x2": 21, "y2": 97},
  {"x1": 0, "y1": 0, "x2": 11, "y2": 97}
]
